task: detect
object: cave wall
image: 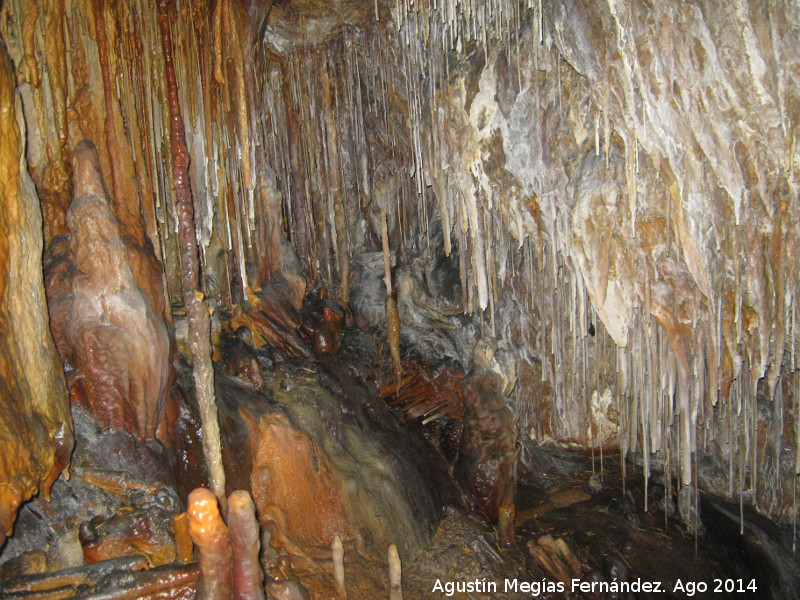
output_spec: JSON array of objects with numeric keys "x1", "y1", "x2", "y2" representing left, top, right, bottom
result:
[
  {"x1": 0, "y1": 0, "x2": 798, "y2": 532},
  {"x1": 0, "y1": 0, "x2": 281, "y2": 311},
  {"x1": 0, "y1": 40, "x2": 72, "y2": 546}
]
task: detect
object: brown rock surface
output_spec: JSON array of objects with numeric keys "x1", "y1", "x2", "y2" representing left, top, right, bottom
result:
[
  {"x1": 0, "y1": 41, "x2": 72, "y2": 546},
  {"x1": 242, "y1": 410, "x2": 354, "y2": 548},
  {"x1": 200, "y1": 353, "x2": 445, "y2": 560},
  {"x1": 1, "y1": 0, "x2": 798, "y2": 538},
  {"x1": 455, "y1": 349, "x2": 520, "y2": 519}
]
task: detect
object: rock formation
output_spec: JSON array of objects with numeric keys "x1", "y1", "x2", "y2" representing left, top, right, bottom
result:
[
  {"x1": 45, "y1": 140, "x2": 170, "y2": 441},
  {"x1": 0, "y1": 40, "x2": 72, "y2": 548}
]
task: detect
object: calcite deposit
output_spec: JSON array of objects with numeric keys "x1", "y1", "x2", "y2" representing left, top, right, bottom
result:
[
  {"x1": 45, "y1": 140, "x2": 171, "y2": 441},
  {"x1": 455, "y1": 342, "x2": 520, "y2": 519}
]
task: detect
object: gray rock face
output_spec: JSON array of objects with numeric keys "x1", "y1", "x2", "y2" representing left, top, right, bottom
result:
[{"x1": 390, "y1": 0, "x2": 800, "y2": 523}]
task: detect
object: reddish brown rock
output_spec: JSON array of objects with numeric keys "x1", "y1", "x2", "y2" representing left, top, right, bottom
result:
[
  {"x1": 207, "y1": 351, "x2": 447, "y2": 559},
  {"x1": 241, "y1": 410, "x2": 354, "y2": 549},
  {"x1": 45, "y1": 140, "x2": 171, "y2": 441},
  {"x1": 455, "y1": 343, "x2": 520, "y2": 519},
  {"x1": 0, "y1": 41, "x2": 72, "y2": 546},
  {"x1": 79, "y1": 506, "x2": 177, "y2": 567}
]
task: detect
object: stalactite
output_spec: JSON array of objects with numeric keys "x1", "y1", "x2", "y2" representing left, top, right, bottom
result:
[
  {"x1": 626, "y1": 137, "x2": 636, "y2": 236},
  {"x1": 157, "y1": 0, "x2": 226, "y2": 511},
  {"x1": 486, "y1": 210, "x2": 496, "y2": 336},
  {"x1": 322, "y1": 56, "x2": 350, "y2": 305},
  {"x1": 228, "y1": 490, "x2": 265, "y2": 600},
  {"x1": 93, "y1": 0, "x2": 139, "y2": 242},
  {"x1": 224, "y1": 1, "x2": 253, "y2": 196},
  {"x1": 42, "y1": 0, "x2": 67, "y2": 161},
  {"x1": 603, "y1": 83, "x2": 610, "y2": 170},
  {"x1": 383, "y1": 212, "x2": 403, "y2": 392}
]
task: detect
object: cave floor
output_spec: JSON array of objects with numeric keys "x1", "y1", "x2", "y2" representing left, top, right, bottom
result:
[
  {"x1": 301, "y1": 450, "x2": 800, "y2": 600},
  {"x1": 1, "y1": 440, "x2": 798, "y2": 600}
]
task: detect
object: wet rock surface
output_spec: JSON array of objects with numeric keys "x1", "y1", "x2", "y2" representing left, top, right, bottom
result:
[
  {"x1": 1, "y1": 0, "x2": 799, "y2": 598},
  {"x1": 455, "y1": 351, "x2": 520, "y2": 519},
  {"x1": 516, "y1": 447, "x2": 800, "y2": 600},
  {"x1": 2, "y1": 347, "x2": 799, "y2": 600},
  {"x1": 0, "y1": 39, "x2": 72, "y2": 547},
  {"x1": 0, "y1": 406, "x2": 180, "y2": 572},
  {"x1": 45, "y1": 141, "x2": 171, "y2": 441},
  {"x1": 210, "y1": 347, "x2": 449, "y2": 560}
]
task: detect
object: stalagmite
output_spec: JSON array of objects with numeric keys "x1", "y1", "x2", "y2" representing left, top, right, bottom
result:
[
  {"x1": 228, "y1": 491, "x2": 265, "y2": 600},
  {"x1": 497, "y1": 504, "x2": 516, "y2": 549},
  {"x1": 332, "y1": 533, "x2": 347, "y2": 599},
  {"x1": 157, "y1": 0, "x2": 226, "y2": 509},
  {"x1": 388, "y1": 544, "x2": 402, "y2": 600},
  {"x1": 187, "y1": 488, "x2": 233, "y2": 600},
  {"x1": 46, "y1": 139, "x2": 171, "y2": 440}
]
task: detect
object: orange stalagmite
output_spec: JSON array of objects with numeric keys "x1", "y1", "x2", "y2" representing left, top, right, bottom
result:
[{"x1": 187, "y1": 488, "x2": 233, "y2": 600}]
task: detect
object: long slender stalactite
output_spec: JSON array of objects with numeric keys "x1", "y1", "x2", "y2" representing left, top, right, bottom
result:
[{"x1": 156, "y1": 0, "x2": 226, "y2": 511}]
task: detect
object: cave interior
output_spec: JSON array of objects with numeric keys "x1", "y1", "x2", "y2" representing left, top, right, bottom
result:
[{"x1": 1, "y1": 0, "x2": 800, "y2": 598}]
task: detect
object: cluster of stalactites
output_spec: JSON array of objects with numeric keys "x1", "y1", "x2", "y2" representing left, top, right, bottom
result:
[
  {"x1": 390, "y1": 0, "x2": 800, "y2": 524},
  {"x1": 2, "y1": 0, "x2": 798, "y2": 526},
  {"x1": 0, "y1": 0, "x2": 284, "y2": 312}
]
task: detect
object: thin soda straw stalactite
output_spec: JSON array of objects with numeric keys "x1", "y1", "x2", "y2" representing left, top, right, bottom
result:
[{"x1": 383, "y1": 211, "x2": 403, "y2": 393}]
